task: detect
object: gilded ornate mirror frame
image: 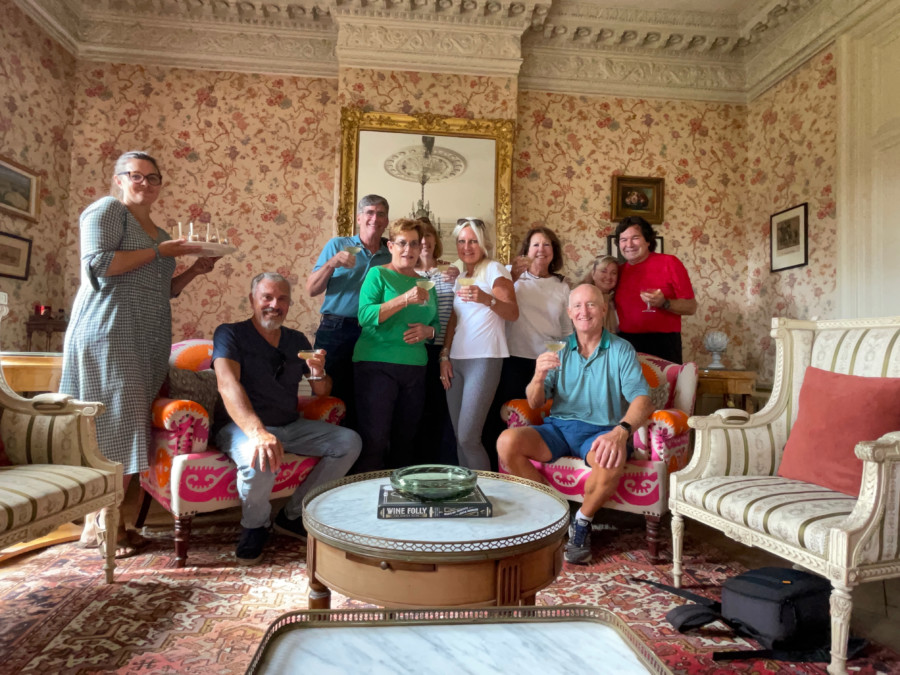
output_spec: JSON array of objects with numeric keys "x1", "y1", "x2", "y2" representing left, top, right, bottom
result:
[{"x1": 337, "y1": 107, "x2": 515, "y2": 263}]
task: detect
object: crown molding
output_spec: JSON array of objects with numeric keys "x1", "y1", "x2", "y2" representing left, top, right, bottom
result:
[{"x1": 10, "y1": 0, "x2": 887, "y2": 102}]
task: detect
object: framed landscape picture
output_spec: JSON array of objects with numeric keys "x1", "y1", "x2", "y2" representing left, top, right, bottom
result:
[
  {"x1": 0, "y1": 231, "x2": 32, "y2": 280},
  {"x1": 0, "y1": 155, "x2": 40, "y2": 222},
  {"x1": 770, "y1": 203, "x2": 808, "y2": 272},
  {"x1": 610, "y1": 175, "x2": 664, "y2": 224}
]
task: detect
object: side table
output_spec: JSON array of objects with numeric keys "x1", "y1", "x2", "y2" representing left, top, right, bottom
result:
[
  {"x1": 26, "y1": 317, "x2": 68, "y2": 351},
  {"x1": 696, "y1": 368, "x2": 757, "y2": 413}
]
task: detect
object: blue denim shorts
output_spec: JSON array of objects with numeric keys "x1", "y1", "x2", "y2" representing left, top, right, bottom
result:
[{"x1": 535, "y1": 417, "x2": 626, "y2": 463}]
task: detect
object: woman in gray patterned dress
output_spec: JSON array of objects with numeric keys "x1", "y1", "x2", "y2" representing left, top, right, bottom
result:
[{"x1": 61, "y1": 151, "x2": 217, "y2": 557}]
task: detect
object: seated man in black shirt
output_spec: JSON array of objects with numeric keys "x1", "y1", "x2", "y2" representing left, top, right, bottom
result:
[{"x1": 213, "y1": 272, "x2": 361, "y2": 565}]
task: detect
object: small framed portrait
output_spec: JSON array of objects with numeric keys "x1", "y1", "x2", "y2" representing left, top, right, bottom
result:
[
  {"x1": 607, "y1": 234, "x2": 664, "y2": 263},
  {"x1": 0, "y1": 155, "x2": 41, "y2": 222},
  {"x1": 0, "y1": 231, "x2": 33, "y2": 281},
  {"x1": 770, "y1": 203, "x2": 808, "y2": 272},
  {"x1": 610, "y1": 175, "x2": 664, "y2": 224}
]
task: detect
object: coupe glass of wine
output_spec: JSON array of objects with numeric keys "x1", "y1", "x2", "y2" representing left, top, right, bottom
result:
[
  {"x1": 641, "y1": 288, "x2": 657, "y2": 313},
  {"x1": 545, "y1": 338, "x2": 566, "y2": 369},
  {"x1": 343, "y1": 245, "x2": 361, "y2": 255},
  {"x1": 416, "y1": 279, "x2": 435, "y2": 291}
]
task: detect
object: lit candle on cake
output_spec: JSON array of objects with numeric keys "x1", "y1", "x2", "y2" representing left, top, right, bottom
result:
[
  {"x1": 189, "y1": 221, "x2": 194, "y2": 240},
  {"x1": 206, "y1": 222, "x2": 210, "y2": 242},
  {"x1": 178, "y1": 221, "x2": 183, "y2": 240},
  {"x1": 215, "y1": 226, "x2": 221, "y2": 243}
]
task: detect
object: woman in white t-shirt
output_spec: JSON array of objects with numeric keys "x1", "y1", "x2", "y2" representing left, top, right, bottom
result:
[
  {"x1": 482, "y1": 227, "x2": 571, "y2": 462},
  {"x1": 439, "y1": 218, "x2": 519, "y2": 470}
]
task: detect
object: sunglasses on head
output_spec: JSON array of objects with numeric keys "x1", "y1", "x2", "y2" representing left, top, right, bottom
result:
[{"x1": 457, "y1": 217, "x2": 485, "y2": 228}]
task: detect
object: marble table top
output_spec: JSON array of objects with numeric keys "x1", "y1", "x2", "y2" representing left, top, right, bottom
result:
[
  {"x1": 303, "y1": 473, "x2": 569, "y2": 557},
  {"x1": 250, "y1": 608, "x2": 671, "y2": 675}
]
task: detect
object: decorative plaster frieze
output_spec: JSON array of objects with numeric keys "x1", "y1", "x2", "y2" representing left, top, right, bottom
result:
[
  {"x1": 78, "y1": 18, "x2": 337, "y2": 76},
  {"x1": 10, "y1": 0, "x2": 889, "y2": 102},
  {"x1": 520, "y1": 49, "x2": 747, "y2": 103},
  {"x1": 12, "y1": 0, "x2": 81, "y2": 54}
]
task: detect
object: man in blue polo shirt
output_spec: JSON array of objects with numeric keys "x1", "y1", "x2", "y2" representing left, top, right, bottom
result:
[
  {"x1": 497, "y1": 284, "x2": 653, "y2": 564},
  {"x1": 306, "y1": 194, "x2": 391, "y2": 428},
  {"x1": 214, "y1": 272, "x2": 362, "y2": 565}
]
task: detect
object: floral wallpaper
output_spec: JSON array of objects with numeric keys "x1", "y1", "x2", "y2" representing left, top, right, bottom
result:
[
  {"x1": 743, "y1": 47, "x2": 838, "y2": 381},
  {"x1": 513, "y1": 93, "x2": 749, "y2": 371},
  {"x1": 63, "y1": 64, "x2": 340, "y2": 341},
  {"x1": 1, "y1": 0, "x2": 838, "y2": 387},
  {"x1": 0, "y1": 1, "x2": 75, "y2": 351},
  {"x1": 512, "y1": 47, "x2": 838, "y2": 380}
]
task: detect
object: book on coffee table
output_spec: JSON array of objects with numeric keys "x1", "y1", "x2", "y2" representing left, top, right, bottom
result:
[{"x1": 377, "y1": 484, "x2": 493, "y2": 519}]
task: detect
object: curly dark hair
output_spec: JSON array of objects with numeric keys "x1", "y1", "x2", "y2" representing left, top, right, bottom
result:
[
  {"x1": 518, "y1": 226, "x2": 565, "y2": 280},
  {"x1": 614, "y1": 216, "x2": 657, "y2": 252}
]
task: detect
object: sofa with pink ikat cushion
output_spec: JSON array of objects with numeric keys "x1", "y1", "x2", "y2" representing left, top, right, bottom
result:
[
  {"x1": 499, "y1": 352, "x2": 697, "y2": 562},
  {"x1": 137, "y1": 339, "x2": 344, "y2": 567}
]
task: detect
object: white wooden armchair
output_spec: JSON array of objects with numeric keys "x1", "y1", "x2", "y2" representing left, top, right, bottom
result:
[
  {"x1": 0, "y1": 293, "x2": 122, "y2": 582},
  {"x1": 670, "y1": 316, "x2": 900, "y2": 675}
]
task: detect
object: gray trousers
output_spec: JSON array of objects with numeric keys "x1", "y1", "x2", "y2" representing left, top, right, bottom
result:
[{"x1": 445, "y1": 357, "x2": 503, "y2": 471}]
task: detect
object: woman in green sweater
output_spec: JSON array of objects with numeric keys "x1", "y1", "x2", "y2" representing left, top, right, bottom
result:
[{"x1": 352, "y1": 218, "x2": 441, "y2": 472}]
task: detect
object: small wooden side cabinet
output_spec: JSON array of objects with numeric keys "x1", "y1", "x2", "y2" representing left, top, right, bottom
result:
[
  {"x1": 0, "y1": 352, "x2": 64, "y2": 393},
  {"x1": 697, "y1": 368, "x2": 757, "y2": 413}
]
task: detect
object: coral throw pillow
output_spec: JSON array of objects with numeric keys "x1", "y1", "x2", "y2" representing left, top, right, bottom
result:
[{"x1": 777, "y1": 367, "x2": 900, "y2": 497}]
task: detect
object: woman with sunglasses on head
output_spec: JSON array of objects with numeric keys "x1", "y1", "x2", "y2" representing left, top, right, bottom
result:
[
  {"x1": 439, "y1": 217, "x2": 519, "y2": 471},
  {"x1": 61, "y1": 150, "x2": 218, "y2": 558},
  {"x1": 351, "y1": 218, "x2": 440, "y2": 472}
]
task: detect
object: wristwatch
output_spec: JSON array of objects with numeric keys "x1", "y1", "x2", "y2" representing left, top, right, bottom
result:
[
  {"x1": 662, "y1": 298, "x2": 672, "y2": 311},
  {"x1": 617, "y1": 421, "x2": 632, "y2": 433},
  {"x1": 489, "y1": 296, "x2": 497, "y2": 308}
]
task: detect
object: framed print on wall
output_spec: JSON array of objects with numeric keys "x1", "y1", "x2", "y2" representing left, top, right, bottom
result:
[
  {"x1": 0, "y1": 231, "x2": 33, "y2": 280},
  {"x1": 607, "y1": 234, "x2": 664, "y2": 263},
  {"x1": 770, "y1": 203, "x2": 808, "y2": 272},
  {"x1": 0, "y1": 155, "x2": 40, "y2": 222},
  {"x1": 610, "y1": 175, "x2": 664, "y2": 224}
]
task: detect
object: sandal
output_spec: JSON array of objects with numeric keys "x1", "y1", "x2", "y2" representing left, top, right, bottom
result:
[{"x1": 114, "y1": 530, "x2": 150, "y2": 559}]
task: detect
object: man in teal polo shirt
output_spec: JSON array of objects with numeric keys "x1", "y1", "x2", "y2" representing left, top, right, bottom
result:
[
  {"x1": 306, "y1": 195, "x2": 391, "y2": 427},
  {"x1": 497, "y1": 284, "x2": 653, "y2": 564}
]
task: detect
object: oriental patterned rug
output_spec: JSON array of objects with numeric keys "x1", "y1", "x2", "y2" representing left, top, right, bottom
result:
[{"x1": 0, "y1": 521, "x2": 897, "y2": 674}]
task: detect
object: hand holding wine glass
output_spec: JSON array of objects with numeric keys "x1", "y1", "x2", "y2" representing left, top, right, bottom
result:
[
  {"x1": 640, "y1": 288, "x2": 660, "y2": 313},
  {"x1": 457, "y1": 276, "x2": 478, "y2": 302}
]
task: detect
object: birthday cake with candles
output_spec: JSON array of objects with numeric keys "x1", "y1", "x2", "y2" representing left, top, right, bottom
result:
[{"x1": 177, "y1": 221, "x2": 236, "y2": 256}]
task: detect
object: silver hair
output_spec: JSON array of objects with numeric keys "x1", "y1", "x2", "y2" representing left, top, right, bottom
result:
[
  {"x1": 356, "y1": 194, "x2": 389, "y2": 215},
  {"x1": 250, "y1": 272, "x2": 291, "y2": 295}
]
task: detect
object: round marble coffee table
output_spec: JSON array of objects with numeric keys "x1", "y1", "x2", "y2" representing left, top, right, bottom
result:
[{"x1": 302, "y1": 471, "x2": 570, "y2": 609}]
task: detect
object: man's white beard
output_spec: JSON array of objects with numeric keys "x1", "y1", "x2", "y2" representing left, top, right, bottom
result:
[{"x1": 260, "y1": 312, "x2": 283, "y2": 330}]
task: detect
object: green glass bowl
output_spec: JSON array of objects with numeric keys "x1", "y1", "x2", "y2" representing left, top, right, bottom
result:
[{"x1": 390, "y1": 465, "x2": 477, "y2": 502}]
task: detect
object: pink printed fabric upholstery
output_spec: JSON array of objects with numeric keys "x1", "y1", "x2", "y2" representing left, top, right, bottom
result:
[
  {"x1": 498, "y1": 353, "x2": 698, "y2": 517},
  {"x1": 140, "y1": 340, "x2": 343, "y2": 518}
]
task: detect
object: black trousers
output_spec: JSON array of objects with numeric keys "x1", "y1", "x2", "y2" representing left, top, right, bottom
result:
[{"x1": 618, "y1": 331, "x2": 683, "y2": 364}]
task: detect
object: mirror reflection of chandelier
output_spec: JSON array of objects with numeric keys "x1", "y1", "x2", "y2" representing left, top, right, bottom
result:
[{"x1": 384, "y1": 136, "x2": 467, "y2": 232}]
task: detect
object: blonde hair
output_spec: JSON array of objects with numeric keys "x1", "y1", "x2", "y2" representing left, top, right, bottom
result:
[
  {"x1": 452, "y1": 218, "x2": 493, "y2": 281},
  {"x1": 582, "y1": 255, "x2": 619, "y2": 286}
]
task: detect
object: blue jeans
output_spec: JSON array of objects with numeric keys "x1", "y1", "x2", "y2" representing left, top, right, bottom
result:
[{"x1": 215, "y1": 417, "x2": 362, "y2": 529}]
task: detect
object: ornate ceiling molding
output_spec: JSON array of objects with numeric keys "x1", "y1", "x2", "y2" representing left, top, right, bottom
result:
[{"x1": 10, "y1": 0, "x2": 889, "y2": 101}]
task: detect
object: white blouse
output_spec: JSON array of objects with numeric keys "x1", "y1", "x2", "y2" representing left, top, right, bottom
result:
[{"x1": 505, "y1": 270, "x2": 572, "y2": 359}]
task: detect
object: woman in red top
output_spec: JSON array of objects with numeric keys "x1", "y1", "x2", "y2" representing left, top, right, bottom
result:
[{"x1": 614, "y1": 216, "x2": 697, "y2": 363}]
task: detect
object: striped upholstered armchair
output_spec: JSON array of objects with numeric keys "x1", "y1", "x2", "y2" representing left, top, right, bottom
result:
[
  {"x1": 500, "y1": 352, "x2": 698, "y2": 562},
  {"x1": 0, "y1": 292, "x2": 122, "y2": 582},
  {"x1": 137, "y1": 339, "x2": 344, "y2": 567},
  {"x1": 670, "y1": 316, "x2": 900, "y2": 675}
]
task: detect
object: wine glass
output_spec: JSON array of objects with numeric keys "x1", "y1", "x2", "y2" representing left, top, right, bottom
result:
[
  {"x1": 343, "y1": 245, "x2": 361, "y2": 255},
  {"x1": 297, "y1": 350, "x2": 318, "y2": 360},
  {"x1": 457, "y1": 276, "x2": 475, "y2": 303},
  {"x1": 416, "y1": 279, "x2": 435, "y2": 291},
  {"x1": 641, "y1": 288, "x2": 657, "y2": 313},
  {"x1": 545, "y1": 338, "x2": 566, "y2": 370}
]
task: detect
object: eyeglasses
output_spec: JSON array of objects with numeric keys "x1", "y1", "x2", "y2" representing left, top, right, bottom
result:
[
  {"x1": 457, "y1": 217, "x2": 485, "y2": 228},
  {"x1": 390, "y1": 239, "x2": 421, "y2": 249},
  {"x1": 117, "y1": 171, "x2": 163, "y2": 186},
  {"x1": 273, "y1": 352, "x2": 286, "y2": 380}
]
